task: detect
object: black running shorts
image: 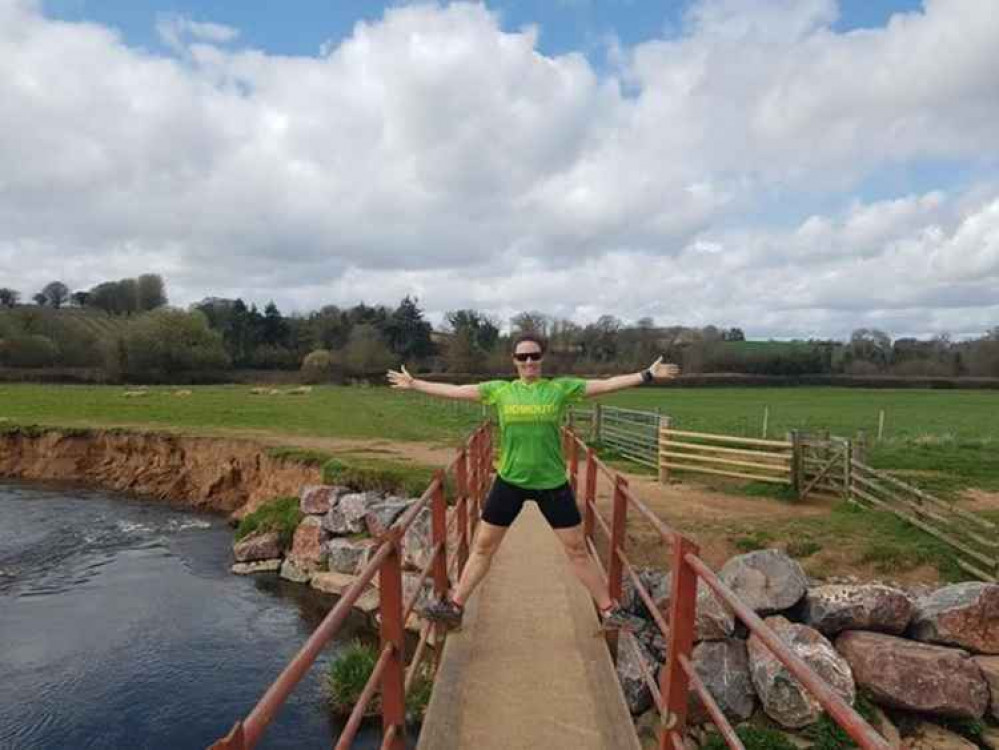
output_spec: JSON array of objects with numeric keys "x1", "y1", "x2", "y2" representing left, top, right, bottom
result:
[{"x1": 481, "y1": 476, "x2": 583, "y2": 529}]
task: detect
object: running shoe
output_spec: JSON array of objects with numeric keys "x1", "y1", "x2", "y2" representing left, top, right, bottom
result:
[
  {"x1": 422, "y1": 597, "x2": 464, "y2": 629},
  {"x1": 599, "y1": 604, "x2": 645, "y2": 633}
]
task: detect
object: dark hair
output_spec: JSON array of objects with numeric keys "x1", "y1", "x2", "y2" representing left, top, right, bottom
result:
[{"x1": 511, "y1": 333, "x2": 546, "y2": 355}]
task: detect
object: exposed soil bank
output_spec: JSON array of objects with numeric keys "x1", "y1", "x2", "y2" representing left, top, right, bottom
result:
[{"x1": 0, "y1": 428, "x2": 320, "y2": 518}]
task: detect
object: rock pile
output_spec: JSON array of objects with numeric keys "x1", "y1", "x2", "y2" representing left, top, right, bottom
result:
[
  {"x1": 615, "y1": 549, "x2": 999, "y2": 748},
  {"x1": 231, "y1": 484, "x2": 441, "y2": 629}
]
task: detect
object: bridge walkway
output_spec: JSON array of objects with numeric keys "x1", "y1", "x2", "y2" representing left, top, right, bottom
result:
[{"x1": 417, "y1": 503, "x2": 642, "y2": 750}]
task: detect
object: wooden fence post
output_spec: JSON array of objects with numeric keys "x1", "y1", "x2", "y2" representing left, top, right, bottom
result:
[
  {"x1": 762, "y1": 405, "x2": 770, "y2": 439},
  {"x1": 379, "y1": 533, "x2": 407, "y2": 750},
  {"x1": 854, "y1": 430, "x2": 868, "y2": 464},
  {"x1": 661, "y1": 535, "x2": 699, "y2": 750},
  {"x1": 658, "y1": 416, "x2": 671, "y2": 484},
  {"x1": 843, "y1": 438, "x2": 853, "y2": 501},
  {"x1": 789, "y1": 430, "x2": 803, "y2": 500},
  {"x1": 593, "y1": 403, "x2": 603, "y2": 443}
]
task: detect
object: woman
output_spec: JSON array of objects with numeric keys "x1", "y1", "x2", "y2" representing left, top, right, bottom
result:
[{"x1": 386, "y1": 333, "x2": 679, "y2": 630}]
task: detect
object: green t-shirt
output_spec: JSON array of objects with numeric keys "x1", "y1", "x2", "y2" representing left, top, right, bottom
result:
[{"x1": 478, "y1": 377, "x2": 587, "y2": 490}]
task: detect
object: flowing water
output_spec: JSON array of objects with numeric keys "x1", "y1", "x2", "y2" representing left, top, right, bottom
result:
[{"x1": 0, "y1": 482, "x2": 394, "y2": 750}]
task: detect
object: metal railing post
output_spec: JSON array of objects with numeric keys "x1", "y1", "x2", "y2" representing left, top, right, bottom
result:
[
  {"x1": 607, "y1": 474, "x2": 629, "y2": 656},
  {"x1": 379, "y1": 532, "x2": 406, "y2": 750},
  {"x1": 568, "y1": 430, "x2": 579, "y2": 494},
  {"x1": 431, "y1": 471, "x2": 449, "y2": 598},
  {"x1": 584, "y1": 447, "x2": 597, "y2": 543},
  {"x1": 661, "y1": 536, "x2": 699, "y2": 749},
  {"x1": 456, "y1": 450, "x2": 470, "y2": 572}
]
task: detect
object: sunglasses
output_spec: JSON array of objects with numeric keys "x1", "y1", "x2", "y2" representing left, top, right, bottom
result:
[{"x1": 513, "y1": 352, "x2": 543, "y2": 362}]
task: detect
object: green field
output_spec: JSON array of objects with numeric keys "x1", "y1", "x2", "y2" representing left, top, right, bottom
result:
[
  {"x1": 2, "y1": 383, "x2": 997, "y2": 493},
  {"x1": 0, "y1": 384, "x2": 484, "y2": 443},
  {"x1": 599, "y1": 387, "x2": 999, "y2": 494}
]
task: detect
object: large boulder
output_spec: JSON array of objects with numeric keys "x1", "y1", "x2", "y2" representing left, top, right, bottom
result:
[
  {"x1": 231, "y1": 559, "x2": 282, "y2": 575},
  {"x1": 802, "y1": 584, "x2": 914, "y2": 636},
  {"x1": 836, "y1": 631, "x2": 989, "y2": 719},
  {"x1": 688, "y1": 639, "x2": 756, "y2": 723},
  {"x1": 910, "y1": 583, "x2": 999, "y2": 654},
  {"x1": 644, "y1": 576, "x2": 735, "y2": 642},
  {"x1": 635, "y1": 622, "x2": 669, "y2": 665},
  {"x1": 233, "y1": 531, "x2": 283, "y2": 563},
  {"x1": 279, "y1": 558, "x2": 312, "y2": 584},
  {"x1": 621, "y1": 568, "x2": 671, "y2": 620},
  {"x1": 720, "y1": 549, "x2": 808, "y2": 616},
  {"x1": 748, "y1": 615, "x2": 855, "y2": 728},
  {"x1": 301, "y1": 485, "x2": 348, "y2": 515},
  {"x1": 323, "y1": 492, "x2": 379, "y2": 535},
  {"x1": 311, "y1": 571, "x2": 361, "y2": 596},
  {"x1": 617, "y1": 632, "x2": 655, "y2": 715},
  {"x1": 364, "y1": 498, "x2": 415, "y2": 538},
  {"x1": 402, "y1": 507, "x2": 434, "y2": 572},
  {"x1": 901, "y1": 722, "x2": 978, "y2": 750},
  {"x1": 324, "y1": 538, "x2": 377, "y2": 575},
  {"x1": 286, "y1": 516, "x2": 327, "y2": 573},
  {"x1": 972, "y1": 656, "x2": 999, "y2": 721}
]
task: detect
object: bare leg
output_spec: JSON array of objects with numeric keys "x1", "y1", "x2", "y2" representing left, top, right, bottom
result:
[
  {"x1": 552, "y1": 524, "x2": 614, "y2": 611},
  {"x1": 451, "y1": 520, "x2": 508, "y2": 606}
]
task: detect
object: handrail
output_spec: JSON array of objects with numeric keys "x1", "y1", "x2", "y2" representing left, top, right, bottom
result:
[
  {"x1": 564, "y1": 426, "x2": 889, "y2": 750},
  {"x1": 209, "y1": 423, "x2": 493, "y2": 750}
]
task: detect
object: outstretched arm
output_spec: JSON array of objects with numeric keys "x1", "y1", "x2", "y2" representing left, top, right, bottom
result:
[
  {"x1": 387, "y1": 365, "x2": 482, "y2": 401},
  {"x1": 584, "y1": 357, "x2": 680, "y2": 397}
]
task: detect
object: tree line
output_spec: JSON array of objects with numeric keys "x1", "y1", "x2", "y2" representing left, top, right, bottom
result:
[{"x1": 1, "y1": 277, "x2": 998, "y2": 381}]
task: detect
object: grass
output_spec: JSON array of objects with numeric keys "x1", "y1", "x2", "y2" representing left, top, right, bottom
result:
[
  {"x1": 701, "y1": 726, "x2": 797, "y2": 750},
  {"x1": 731, "y1": 502, "x2": 966, "y2": 581},
  {"x1": 802, "y1": 695, "x2": 878, "y2": 749},
  {"x1": 321, "y1": 455, "x2": 443, "y2": 498},
  {"x1": 0, "y1": 383, "x2": 484, "y2": 444},
  {"x1": 325, "y1": 641, "x2": 433, "y2": 722},
  {"x1": 596, "y1": 386, "x2": 999, "y2": 495},
  {"x1": 234, "y1": 496, "x2": 303, "y2": 547}
]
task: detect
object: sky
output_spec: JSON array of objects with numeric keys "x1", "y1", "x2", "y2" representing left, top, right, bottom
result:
[{"x1": 2, "y1": 0, "x2": 997, "y2": 340}]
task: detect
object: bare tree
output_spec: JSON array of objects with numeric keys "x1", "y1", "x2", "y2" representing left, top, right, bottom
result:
[
  {"x1": 0, "y1": 288, "x2": 19, "y2": 308},
  {"x1": 41, "y1": 281, "x2": 70, "y2": 309}
]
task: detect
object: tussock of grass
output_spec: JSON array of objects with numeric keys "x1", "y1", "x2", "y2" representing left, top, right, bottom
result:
[
  {"x1": 326, "y1": 641, "x2": 434, "y2": 722},
  {"x1": 235, "y1": 496, "x2": 303, "y2": 547},
  {"x1": 802, "y1": 695, "x2": 878, "y2": 749},
  {"x1": 322, "y1": 456, "x2": 447, "y2": 498},
  {"x1": 701, "y1": 726, "x2": 796, "y2": 750},
  {"x1": 785, "y1": 538, "x2": 822, "y2": 559},
  {"x1": 732, "y1": 531, "x2": 773, "y2": 553},
  {"x1": 266, "y1": 446, "x2": 332, "y2": 466}
]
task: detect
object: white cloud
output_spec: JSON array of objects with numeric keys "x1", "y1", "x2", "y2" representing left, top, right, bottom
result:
[{"x1": 0, "y1": 0, "x2": 998, "y2": 339}]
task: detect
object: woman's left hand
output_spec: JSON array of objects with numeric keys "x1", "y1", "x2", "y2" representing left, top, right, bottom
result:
[{"x1": 648, "y1": 356, "x2": 680, "y2": 380}]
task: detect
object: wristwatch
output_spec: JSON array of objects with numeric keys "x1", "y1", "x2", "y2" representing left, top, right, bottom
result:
[{"x1": 641, "y1": 368, "x2": 654, "y2": 384}]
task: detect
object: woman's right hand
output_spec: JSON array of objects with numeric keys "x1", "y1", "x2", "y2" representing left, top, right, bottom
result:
[{"x1": 387, "y1": 365, "x2": 416, "y2": 390}]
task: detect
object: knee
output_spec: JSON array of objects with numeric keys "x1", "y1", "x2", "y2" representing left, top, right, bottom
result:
[{"x1": 563, "y1": 539, "x2": 589, "y2": 562}]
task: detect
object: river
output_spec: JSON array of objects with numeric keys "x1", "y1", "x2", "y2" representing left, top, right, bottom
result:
[{"x1": 0, "y1": 481, "x2": 397, "y2": 750}]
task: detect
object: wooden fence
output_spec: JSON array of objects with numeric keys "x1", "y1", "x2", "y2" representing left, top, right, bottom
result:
[
  {"x1": 659, "y1": 426, "x2": 794, "y2": 488},
  {"x1": 848, "y1": 458, "x2": 998, "y2": 582},
  {"x1": 570, "y1": 405, "x2": 795, "y2": 488},
  {"x1": 574, "y1": 414, "x2": 997, "y2": 582}
]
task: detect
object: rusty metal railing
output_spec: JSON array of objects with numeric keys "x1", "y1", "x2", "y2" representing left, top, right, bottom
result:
[
  {"x1": 209, "y1": 423, "x2": 493, "y2": 750},
  {"x1": 564, "y1": 428, "x2": 890, "y2": 750}
]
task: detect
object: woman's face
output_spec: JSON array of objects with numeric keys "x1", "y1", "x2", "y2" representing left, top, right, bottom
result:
[{"x1": 513, "y1": 341, "x2": 543, "y2": 380}]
